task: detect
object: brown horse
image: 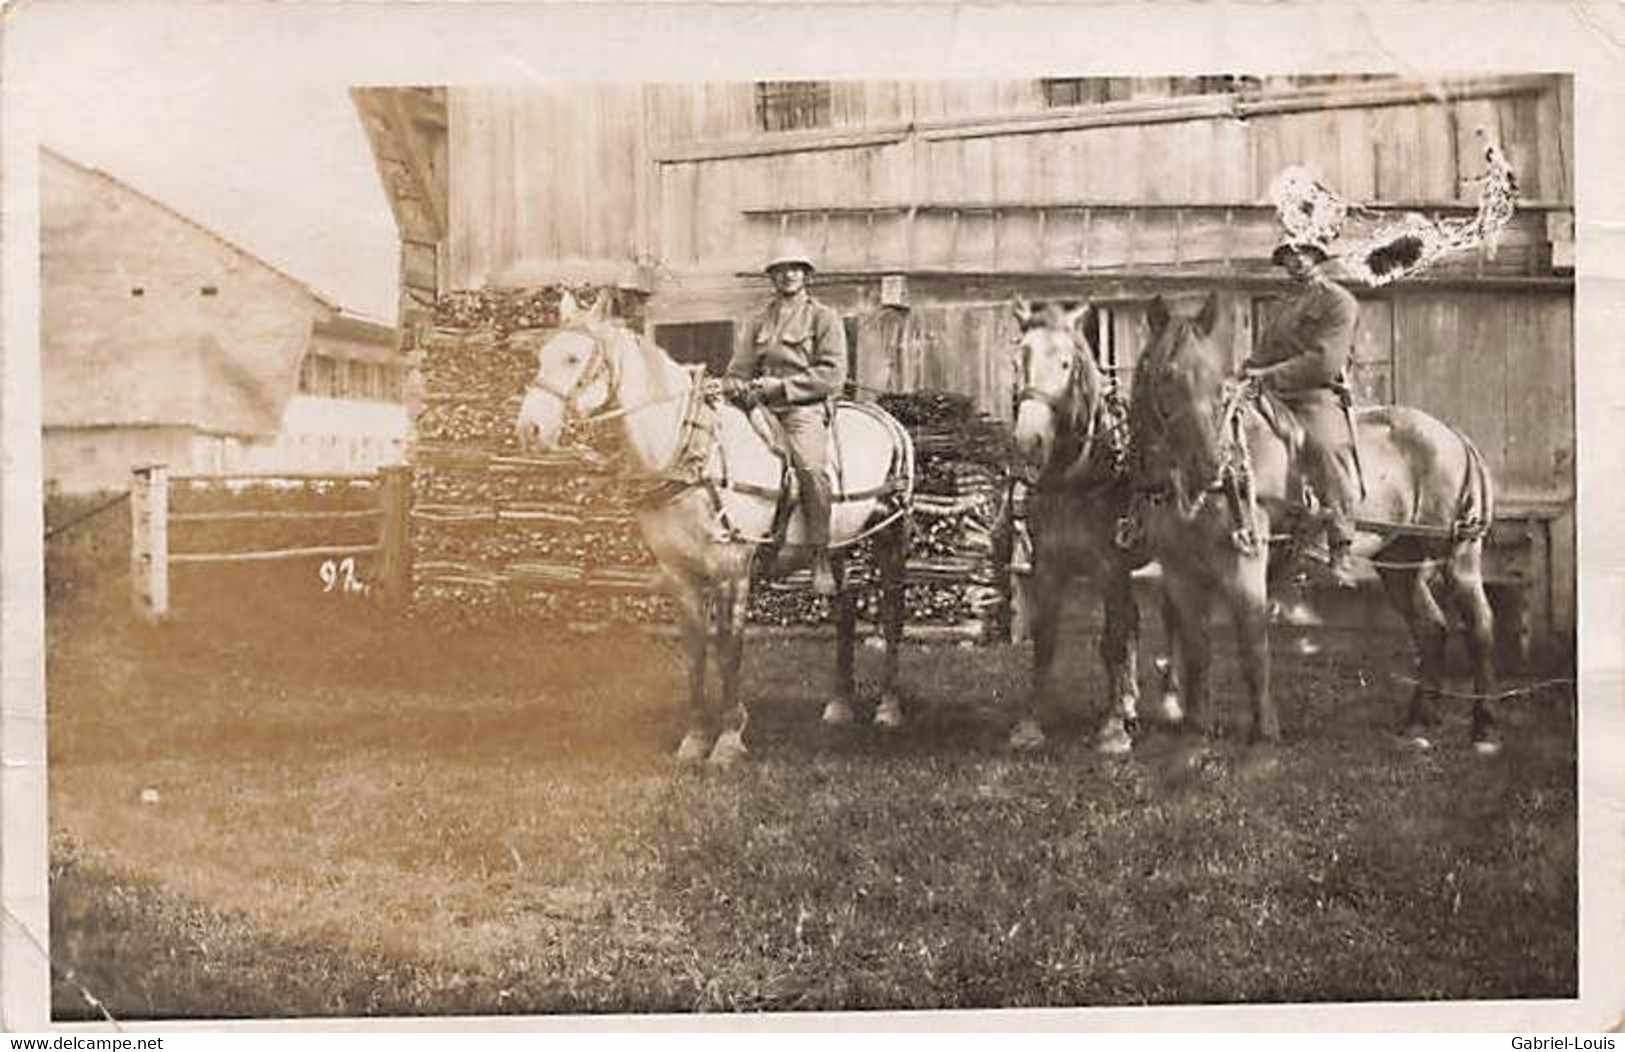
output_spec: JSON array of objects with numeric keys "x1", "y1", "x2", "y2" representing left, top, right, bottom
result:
[
  {"x1": 1008, "y1": 299, "x2": 1182, "y2": 753},
  {"x1": 1131, "y1": 292, "x2": 1499, "y2": 753},
  {"x1": 514, "y1": 293, "x2": 915, "y2": 767}
]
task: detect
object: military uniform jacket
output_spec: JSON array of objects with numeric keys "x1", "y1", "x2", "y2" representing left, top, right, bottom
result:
[
  {"x1": 727, "y1": 294, "x2": 848, "y2": 406},
  {"x1": 1247, "y1": 278, "x2": 1359, "y2": 392}
]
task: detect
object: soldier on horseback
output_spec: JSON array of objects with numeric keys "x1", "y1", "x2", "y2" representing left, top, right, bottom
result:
[
  {"x1": 722, "y1": 237, "x2": 849, "y2": 596},
  {"x1": 1244, "y1": 237, "x2": 1363, "y2": 588}
]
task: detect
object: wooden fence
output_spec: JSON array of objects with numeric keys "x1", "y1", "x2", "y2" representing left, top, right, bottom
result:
[{"x1": 129, "y1": 464, "x2": 413, "y2": 619}]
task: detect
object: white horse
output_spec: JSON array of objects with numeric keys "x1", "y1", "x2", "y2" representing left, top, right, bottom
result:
[{"x1": 514, "y1": 292, "x2": 916, "y2": 767}]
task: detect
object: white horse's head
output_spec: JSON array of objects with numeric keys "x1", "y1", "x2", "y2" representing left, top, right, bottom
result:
[
  {"x1": 515, "y1": 291, "x2": 618, "y2": 451},
  {"x1": 1009, "y1": 297, "x2": 1101, "y2": 478}
]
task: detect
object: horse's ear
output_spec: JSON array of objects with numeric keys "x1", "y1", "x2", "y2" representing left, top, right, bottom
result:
[
  {"x1": 1147, "y1": 295, "x2": 1170, "y2": 335},
  {"x1": 559, "y1": 291, "x2": 580, "y2": 323},
  {"x1": 1194, "y1": 291, "x2": 1220, "y2": 336},
  {"x1": 1011, "y1": 297, "x2": 1034, "y2": 329},
  {"x1": 587, "y1": 289, "x2": 611, "y2": 322},
  {"x1": 1060, "y1": 301, "x2": 1090, "y2": 335}
]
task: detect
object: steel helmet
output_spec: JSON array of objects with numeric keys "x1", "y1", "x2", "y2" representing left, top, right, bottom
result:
[{"x1": 764, "y1": 236, "x2": 817, "y2": 274}]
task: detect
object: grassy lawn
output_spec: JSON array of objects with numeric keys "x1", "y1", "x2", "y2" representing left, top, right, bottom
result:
[{"x1": 46, "y1": 556, "x2": 1577, "y2": 1019}]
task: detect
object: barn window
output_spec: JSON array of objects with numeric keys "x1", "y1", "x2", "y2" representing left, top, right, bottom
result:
[
  {"x1": 130, "y1": 286, "x2": 145, "y2": 297},
  {"x1": 200, "y1": 285, "x2": 219, "y2": 297},
  {"x1": 655, "y1": 321, "x2": 736, "y2": 377},
  {"x1": 1042, "y1": 76, "x2": 1266, "y2": 106},
  {"x1": 1172, "y1": 75, "x2": 1265, "y2": 96},
  {"x1": 1040, "y1": 78, "x2": 1137, "y2": 107},
  {"x1": 754, "y1": 81, "x2": 832, "y2": 132}
]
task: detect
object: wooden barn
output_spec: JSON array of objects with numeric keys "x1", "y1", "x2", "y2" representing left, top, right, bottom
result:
[
  {"x1": 40, "y1": 149, "x2": 407, "y2": 493},
  {"x1": 355, "y1": 75, "x2": 1574, "y2": 658}
]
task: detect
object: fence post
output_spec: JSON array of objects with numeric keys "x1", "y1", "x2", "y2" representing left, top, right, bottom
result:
[
  {"x1": 130, "y1": 464, "x2": 169, "y2": 619},
  {"x1": 377, "y1": 464, "x2": 413, "y2": 608}
]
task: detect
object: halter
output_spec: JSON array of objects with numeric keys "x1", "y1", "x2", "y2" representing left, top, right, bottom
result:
[
  {"x1": 525, "y1": 324, "x2": 619, "y2": 430},
  {"x1": 1137, "y1": 318, "x2": 1262, "y2": 550},
  {"x1": 525, "y1": 323, "x2": 699, "y2": 438},
  {"x1": 1015, "y1": 327, "x2": 1104, "y2": 488}
]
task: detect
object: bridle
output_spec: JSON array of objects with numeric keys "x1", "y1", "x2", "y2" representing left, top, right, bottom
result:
[
  {"x1": 1139, "y1": 318, "x2": 1259, "y2": 527},
  {"x1": 524, "y1": 324, "x2": 619, "y2": 432},
  {"x1": 1015, "y1": 326, "x2": 1103, "y2": 487}
]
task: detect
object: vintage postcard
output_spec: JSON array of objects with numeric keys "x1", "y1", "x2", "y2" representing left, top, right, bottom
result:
[{"x1": 2, "y1": 0, "x2": 1620, "y2": 1034}]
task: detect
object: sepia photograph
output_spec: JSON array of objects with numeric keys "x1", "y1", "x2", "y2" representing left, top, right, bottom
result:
[{"x1": 2, "y1": 0, "x2": 1619, "y2": 1034}]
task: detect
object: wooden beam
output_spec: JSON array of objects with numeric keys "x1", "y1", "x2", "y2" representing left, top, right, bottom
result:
[
  {"x1": 384, "y1": 90, "x2": 447, "y2": 240},
  {"x1": 653, "y1": 74, "x2": 1556, "y2": 160},
  {"x1": 741, "y1": 199, "x2": 1570, "y2": 218}
]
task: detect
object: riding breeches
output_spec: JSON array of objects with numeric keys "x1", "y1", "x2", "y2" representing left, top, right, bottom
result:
[
  {"x1": 774, "y1": 403, "x2": 833, "y2": 547},
  {"x1": 1277, "y1": 389, "x2": 1359, "y2": 546}
]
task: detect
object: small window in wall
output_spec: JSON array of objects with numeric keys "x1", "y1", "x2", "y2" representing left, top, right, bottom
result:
[
  {"x1": 200, "y1": 285, "x2": 219, "y2": 297},
  {"x1": 1041, "y1": 78, "x2": 1132, "y2": 107},
  {"x1": 654, "y1": 321, "x2": 736, "y2": 377},
  {"x1": 755, "y1": 81, "x2": 832, "y2": 132},
  {"x1": 130, "y1": 287, "x2": 146, "y2": 298}
]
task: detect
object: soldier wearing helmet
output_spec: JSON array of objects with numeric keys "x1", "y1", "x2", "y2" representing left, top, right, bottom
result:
[
  {"x1": 1245, "y1": 236, "x2": 1362, "y2": 587},
  {"x1": 724, "y1": 237, "x2": 849, "y2": 595}
]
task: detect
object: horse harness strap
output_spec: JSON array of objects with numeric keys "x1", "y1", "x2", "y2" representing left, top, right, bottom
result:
[
  {"x1": 624, "y1": 383, "x2": 906, "y2": 546},
  {"x1": 1132, "y1": 377, "x2": 1490, "y2": 550}
]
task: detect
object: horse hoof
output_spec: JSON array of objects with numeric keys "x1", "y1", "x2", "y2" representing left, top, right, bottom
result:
[
  {"x1": 1171, "y1": 740, "x2": 1213, "y2": 772},
  {"x1": 1009, "y1": 719, "x2": 1046, "y2": 753},
  {"x1": 822, "y1": 699, "x2": 856, "y2": 727},
  {"x1": 675, "y1": 732, "x2": 710, "y2": 766},
  {"x1": 1157, "y1": 692, "x2": 1185, "y2": 726},
  {"x1": 707, "y1": 730, "x2": 747, "y2": 768},
  {"x1": 1094, "y1": 722, "x2": 1133, "y2": 756},
  {"x1": 1472, "y1": 739, "x2": 1503, "y2": 757},
  {"x1": 873, "y1": 694, "x2": 904, "y2": 730},
  {"x1": 1239, "y1": 746, "x2": 1282, "y2": 779}
]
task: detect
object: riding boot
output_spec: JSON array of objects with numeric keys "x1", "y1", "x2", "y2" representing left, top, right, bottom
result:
[
  {"x1": 797, "y1": 468, "x2": 838, "y2": 596},
  {"x1": 1323, "y1": 515, "x2": 1359, "y2": 589}
]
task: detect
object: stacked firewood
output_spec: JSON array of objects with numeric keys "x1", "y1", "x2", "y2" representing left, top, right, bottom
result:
[
  {"x1": 409, "y1": 289, "x2": 1014, "y2": 637},
  {"x1": 410, "y1": 287, "x2": 669, "y2": 625},
  {"x1": 748, "y1": 393, "x2": 1016, "y2": 636}
]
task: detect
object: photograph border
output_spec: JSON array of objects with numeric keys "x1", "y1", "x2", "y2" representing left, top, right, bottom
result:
[{"x1": 3, "y1": 0, "x2": 1621, "y2": 1033}]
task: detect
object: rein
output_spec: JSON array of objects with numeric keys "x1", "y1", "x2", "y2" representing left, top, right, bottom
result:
[
  {"x1": 525, "y1": 328, "x2": 699, "y2": 436},
  {"x1": 528, "y1": 326, "x2": 907, "y2": 543},
  {"x1": 1016, "y1": 334, "x2": 1114, "y2": 491},
  {"x1": 1136, "y1": 329, "x2": 1264, "y2": 552}
]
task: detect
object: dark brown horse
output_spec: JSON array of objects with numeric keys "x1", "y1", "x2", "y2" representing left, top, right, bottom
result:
[
  {"x1": 1131, "y1": 292, "x2": 1499, "y2": 753},
  {"x1": 1008, "y1": 299, "x2": 1182, "y2": 753}
]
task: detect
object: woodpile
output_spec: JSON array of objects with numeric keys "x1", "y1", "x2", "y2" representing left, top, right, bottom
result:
[
  {"x1": 409, "y1": 287, "x2": 1014, "y2": 637},
  {"x1": 410, "y1": 286, "x2": 669, "y2": 626}
]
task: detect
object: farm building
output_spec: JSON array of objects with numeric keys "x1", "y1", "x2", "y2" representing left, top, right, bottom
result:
[
  {"x1": 40, "y1": 149, "x2": 407, "y2": 494},
  {"x1": 354, "y1": 75, "x2": 1574, "y2": 657}
]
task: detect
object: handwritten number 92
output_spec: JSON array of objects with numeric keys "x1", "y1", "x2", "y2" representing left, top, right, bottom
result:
[{"x1": 319, "y1": 557, "x2": 367, "y2": 594}]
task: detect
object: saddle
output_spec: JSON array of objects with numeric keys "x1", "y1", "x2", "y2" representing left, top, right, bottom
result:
[
  {"x1": 1249, "y1": 380, "x2": 1361, "y2": 520},
  {"x1": 741, "y1": 405, "x2": 810, "y2": 546},
  {"x1": 731, "y1": 401, "x2": 902, "y2": 552}
]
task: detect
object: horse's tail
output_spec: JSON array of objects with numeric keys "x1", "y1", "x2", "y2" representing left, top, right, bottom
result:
[{"x1": 1450, "y1": 424, "x2": 1496, "y2": 543}]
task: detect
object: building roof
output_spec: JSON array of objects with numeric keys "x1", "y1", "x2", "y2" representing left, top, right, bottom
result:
[
  {"x1": 40, "y1": 149, "x2": 395, "y2": 439},
  {"x1": 41, "y1": 147, "x2": 341, "y2": 312}
]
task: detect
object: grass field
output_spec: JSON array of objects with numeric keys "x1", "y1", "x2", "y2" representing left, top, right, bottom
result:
[{"x1": 45, "y1": 537, "x2": 1577, "y2": 1020}]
